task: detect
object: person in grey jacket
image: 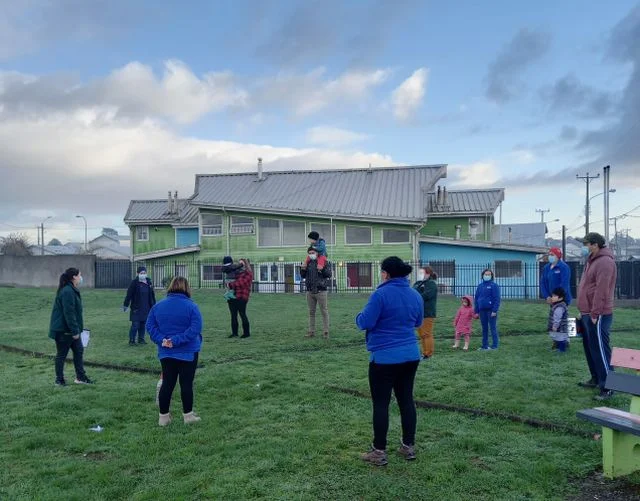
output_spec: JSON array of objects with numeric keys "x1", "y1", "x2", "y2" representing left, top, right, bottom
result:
[
  {"x1": 123, "y1": 266, "x2": 156, "y2": 345},
  {"x1": 300, "y1": 247, "x2": 332, "y2": 338}
]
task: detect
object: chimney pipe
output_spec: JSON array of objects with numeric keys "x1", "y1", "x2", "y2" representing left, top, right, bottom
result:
[
  {"x1": 257, "y1": 157, "x2": 263, "y2": 181},
  {"x1": 443, "y1": 187, "x2": 448, "y2": 207},
  {"x1": 508, "y1": 227, "x2": 512, "y2": 243},
  {"x1": 455, "y1": 225, "x2": 461, "y2": 240},
  {"x1": 436, "y1": 186, "x2": 442, "y2": 206},
  {"x1": 174, "y1": 191, "x2": 179, "y2": 215},
  {"x1": 168, "y1": 191, "x2": 173, "y2": 214}
]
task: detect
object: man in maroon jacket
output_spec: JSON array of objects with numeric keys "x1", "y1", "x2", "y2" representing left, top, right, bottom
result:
[{"x1": 576, "y1": 232, "x2": 617, "y2": 400}]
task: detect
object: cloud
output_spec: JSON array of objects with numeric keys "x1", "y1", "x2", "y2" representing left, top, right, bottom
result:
[
  {"x1": 255, "y1": 67, "x2": 391, "y2": 117},
  {"x1": 539, "y1": 74, "x2": 617, "y2": 118},
  {"x1": 448, "y1": 161, "x2": 501, "y2": 188},
  {"x1": 0, "y1": 111, "x2": 394, "y2": 232},
  {"x1": 255, "y1": 0, "x2": 424, "y2": 68},
  {"x1": 305, "y1": 126, "x2": 370, "y2": 147},
  {"x1": 485, "y1": 28, "x2": 551, "y2": 104},
  {"x1": 0, "y1": 0, "x2": 143, "y2": 61},
  {"x1": 391, "y1": 68, "x2": 428, "y2": 122},
  {"x1": 0, "y1": 60, "x2": 248, "y2": 124}
]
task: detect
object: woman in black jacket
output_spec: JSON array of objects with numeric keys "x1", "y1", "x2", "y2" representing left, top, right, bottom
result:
[
  {"x1": 123, "y1": 266, "x2": 156, "y2": 345},
  {"x1": 48, "y1": 268, "x2": 92, "y2": 386}
]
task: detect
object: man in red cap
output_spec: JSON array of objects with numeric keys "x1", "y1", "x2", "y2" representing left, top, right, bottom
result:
[{"x1": 540, "y1": 247, "x2": 572, "y2": 349}]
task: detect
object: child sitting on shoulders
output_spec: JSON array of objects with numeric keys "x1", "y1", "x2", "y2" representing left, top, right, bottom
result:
[
  {"x1": 304, "y1": 231, "x2": 327, "y2": 269},
  {"x1": 222, "y1": 256, "x2": 243, "y2": 300},
  {"x1": 548, "y1": 287, "x2": 569, "y2": 353},
  {"x1": 452, "y1": 295, "x2": 474, "y2": 351}
]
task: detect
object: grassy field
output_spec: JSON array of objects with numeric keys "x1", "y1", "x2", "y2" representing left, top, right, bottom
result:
[{"x1": 1, "y1": 288, "x2": 640, "y2": 500}]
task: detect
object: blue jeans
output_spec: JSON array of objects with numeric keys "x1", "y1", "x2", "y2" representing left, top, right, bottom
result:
[
  {"x1": 129, "y1": 321, "x2": 146, "y2": 343},
  {"x1": 580, "y1": 314, "x2": 613, "y2": 390},
  {"x1": 479, "y1": 310, "x2": 499, "y2": 349}
]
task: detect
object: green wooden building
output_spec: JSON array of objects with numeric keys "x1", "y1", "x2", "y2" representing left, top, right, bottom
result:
[{"x1": 124, "y1": 164, "x2": 505, "y2": 291}]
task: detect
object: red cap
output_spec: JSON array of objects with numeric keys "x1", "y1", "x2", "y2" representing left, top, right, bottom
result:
[{"x1": 549, "y1": 247, "x2": 562, "y2": 259}]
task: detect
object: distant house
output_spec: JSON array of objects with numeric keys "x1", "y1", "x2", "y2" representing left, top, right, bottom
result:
[
  {"x1": 29, "y1": 243, "x2": 81, "y2": 256},
  {"x1": 88, "y1": 233, "x2": 130, "y2": 260},
  {"x1": 492, "y1": 223, "x2": 548, "y2": 248}
]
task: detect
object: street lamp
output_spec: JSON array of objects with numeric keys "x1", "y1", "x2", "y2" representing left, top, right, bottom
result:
[
  {"x1": 75, "y1": 215, "x2": 87, "y2": 253},
  {"x1": 40, "y1": 216, "x2": 52, "y2": 256},
  {"x1": 589, "y1": 188, "x2": 616, "y2": 204},
  {"x1": 585, "y1": 189, "x2": 616, "y2": 235}
]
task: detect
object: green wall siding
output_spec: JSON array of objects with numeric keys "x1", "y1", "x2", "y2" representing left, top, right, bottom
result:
[
  {"x1": 422, "y1": 216, "x2": 493, "y2": 241},
  {"x1": 132, "y1": 225, "x2": 174, "y2": 254}
]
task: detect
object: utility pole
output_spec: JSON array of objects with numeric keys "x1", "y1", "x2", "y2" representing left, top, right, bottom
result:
[
  {"x1": 535, "y1": 208, "x2": 551, "y2": 223},
  {"x1": 561, "y1": 225, "x2": 566, "y2": 260},
  {"x1": 603, "y1": 165, "x2": 611, "y2": 243},
  {"x1": 40, "y1": 223, "x2": 44, "y2": 255},
  {"x1": 576, "y1": 172, "x2": 600, "y2": 234}
]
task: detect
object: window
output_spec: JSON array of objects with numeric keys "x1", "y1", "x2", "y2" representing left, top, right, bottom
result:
[
  {"x1": 309, "y1": 223, "x2": 336, "y2": 245},
  {"x1": 136, "y1": 226, "x2": 149, "y2": 241},
  {"x1": 153, "y1": 264, "x2": 166, "y2": 286},
  {"x1": 175, "y1": 264, "x2": 188, "y2": 279},
  {"x1": 345, "y1": 225, "x2": 372, "y2": 245},
  {"x1": 202, "y1": 265, "x2": 224, "y2": 281},
  {"x1": 230, "y1": 216, "x2": 254, "y2": 235},
  {"x1": 260, "y1": 265, "x2": 269, "y2": 282},
  {"x1": 427, "y1": 260, "x2": 456, "y2": 279},
  {"x1": 282, "y1": 221, "x2": 306, "y2": 246},
  {"x1": 202, "y1": 214, "x2": 223, "y2": 236},
  {"x1": 347, "y1": 262, "x2": 373, "y2": 288},
  {"x1": 258, "y1": 219, "x2": 280, "y2": 247},
  {"x1": 495, "y1": 260, "x2": 522, "y2": 278},
  {"x1": 382, "y1": 228, "x2": 410, "y2": 244},
  {"x1": 469, "y1": 218, "x2": 484, "y2": 240}
]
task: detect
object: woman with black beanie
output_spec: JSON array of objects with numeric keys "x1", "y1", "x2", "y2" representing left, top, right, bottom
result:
[{"x1": 355, "y1": 256, "x2": 424, "y2": 466}]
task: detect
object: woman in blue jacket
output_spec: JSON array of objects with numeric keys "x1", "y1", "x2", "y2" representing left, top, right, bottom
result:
[
  {"x1": 474, "y1": 268, "x2": 501, "y2": 350},
  {"x1": 146, "y1": 276, "x2": 203, "y2": 426},
  {"x1": 355, "y1": 256, "x2": 424, "y2": 466}
]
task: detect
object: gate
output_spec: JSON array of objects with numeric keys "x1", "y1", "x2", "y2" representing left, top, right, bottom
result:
[{"x1": 95, "y1": 260, "x2": 133, "y2": 289}]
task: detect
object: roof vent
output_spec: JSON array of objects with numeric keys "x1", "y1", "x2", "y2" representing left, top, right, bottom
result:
[{"x1": 257, "y1": 158, "x2": 264, "y2": 181}]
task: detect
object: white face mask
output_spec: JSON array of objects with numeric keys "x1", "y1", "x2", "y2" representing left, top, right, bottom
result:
[
  {"x1": 139, "y1": 273, "x2": 147, "y2": 281},
  {"x1": 417, "y1": 271, "x2": 426, "y2": 280},
  {"x1": 309, "y1": 254, "x2": 317, "y2": 261}
]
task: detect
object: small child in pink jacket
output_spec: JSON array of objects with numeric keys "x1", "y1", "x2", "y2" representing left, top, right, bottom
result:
[{"x1": 452, "y1": 295, "x2": 474, "y2": 351}]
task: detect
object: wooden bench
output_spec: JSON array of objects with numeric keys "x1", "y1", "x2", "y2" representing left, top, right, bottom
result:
[{"x1": 577, "y1": 348, "x2": 640, "y2": 478}]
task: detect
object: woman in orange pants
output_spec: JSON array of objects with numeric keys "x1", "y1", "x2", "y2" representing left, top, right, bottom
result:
[{"x1": 413, "y1": 266, "x2": 438, "y2": 359}]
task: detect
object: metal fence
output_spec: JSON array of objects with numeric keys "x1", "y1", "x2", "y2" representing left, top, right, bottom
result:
[{"x1": 93, "y1": 258, "x2": 640, "y2": 299}]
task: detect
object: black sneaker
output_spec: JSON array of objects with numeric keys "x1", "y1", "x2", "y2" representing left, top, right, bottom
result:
[
  {"x1": 240, "y1": 334, "x2": 250, "y2": 339},
  {"x1": 228, "y1": 334, "x2": 238, "y2": 338},
  {"x1": 74, "y1": 377, "x2": 94, "y2": 385},
  {"x1": 55, "y1": 379, "x2": 66, "y2": 387},
  {"x1": 577, "y1": 379, "x2": 598, "y2": 389},
  {"x1": 129, "y1": 341, "x2": 136, "y2": 346},
  {"x1": 138, "y1": 340, "x2": 147, "y2": 345},
  {"x1": 594, "y1": 389, "x2": 614, "y2": 401}
]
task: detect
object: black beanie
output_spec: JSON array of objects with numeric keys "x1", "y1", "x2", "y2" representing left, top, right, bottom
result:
[
  {"x1": 137, "y1": 266, "x2": 147, "y2": 273},
  {"x1": 223, "y1": 256, "x2": 233, "y2": 266},
  {"x1": 308, "y1": 231, "x2": 320, "y2": 240},
  {"x1": 381, "y1": 256, "x2": 412, "y2": 278}
]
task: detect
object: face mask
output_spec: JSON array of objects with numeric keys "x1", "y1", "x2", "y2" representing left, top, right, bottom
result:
[
  {"x1": 417, "y1": 271, "x2": 426, "y2": 281},
  {"x1": 309, "y1": 254, "x2": 317, "y2": 261},
  {"x1": 139, "y1": 273, "x2": 147, "y2": 281},
  {"x1": 77, "y1": 276, "x2": 83, "y2": 286},
  {"x1": 483, "y1": 274, "x2": 492, "y2": 281},
  {"x1": 581, "y1": 245, "x2": 590, "y2": 257},
  {"x1": 548, "y1": 255, "x2": 557, "y2": 264}
]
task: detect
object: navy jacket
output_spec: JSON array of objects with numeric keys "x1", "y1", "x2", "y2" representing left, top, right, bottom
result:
[
  {"x1": 146, "y1": 293, "x2": 203, "y2": 361},
  {"x1": 474, "y1": 279, "x2": 501, "y2": 313},
  {"x1": 124, "y1": 278, "x2": 156, "y2": 322},
  {"x1": 356, "y1": 278, "x2": 423, "y2": 359},
  {"x1": 540, "y1": 260, "x2": 572, "y2": 305}
]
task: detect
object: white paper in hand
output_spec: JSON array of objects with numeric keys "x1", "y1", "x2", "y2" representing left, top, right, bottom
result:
[{"x1": 81, "y1": 329, "x2": 91, "y2": 348}]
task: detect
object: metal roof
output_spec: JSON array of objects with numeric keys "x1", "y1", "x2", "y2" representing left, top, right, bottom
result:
[
  {"x1": 420, "y1": 235, "x2": 547, "y2": 254},
  {"x1": 427, "y1": 188, "x2": 504, "y2": 215},
  {"x1": 190, "y1": 164, "x2": 447, "y2": 222},
  {"x1": 124, "y1": 199, "x2": 199, "y2": 225}
]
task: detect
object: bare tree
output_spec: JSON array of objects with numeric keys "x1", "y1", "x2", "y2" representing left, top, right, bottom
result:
[
  {"x1": 1, "y1": 233, "x2": 31, "y2": 256},
  {"x1": 48, "y1": 238, "x2": 63, "y2": 246}
]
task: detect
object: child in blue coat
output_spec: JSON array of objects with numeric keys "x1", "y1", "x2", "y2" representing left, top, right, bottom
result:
[{"x1": 474, "y1": 268, "x2": 501, "y2": 350}]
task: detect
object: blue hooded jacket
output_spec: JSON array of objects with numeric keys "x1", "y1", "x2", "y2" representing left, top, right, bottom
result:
[
  {"x1": 540, "y1": 260, "x2": 572, "y2": 305},
  {"x1": 474, "y1": 279, "x2": 501, "y2": 313},
  {"x1": 356, "y1": 278, "x2": 423, "y2": 363},
  {"x1": 146, "y1": 293, "x2": 203, "y2": 361}
]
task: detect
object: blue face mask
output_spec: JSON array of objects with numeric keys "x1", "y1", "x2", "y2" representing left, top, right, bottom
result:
[
  {"x1": 548, "y1": 255, "x2": 557, "y2": 264},
  {"x1": 581, "y1": 245, "x2": 590, "y2": 257},
  {"x1": 78, "y1": 276, "x2": 83, "y2": 286},
  {"x1": 483, "y1": 274, "x2": 492, "y2": 281}
]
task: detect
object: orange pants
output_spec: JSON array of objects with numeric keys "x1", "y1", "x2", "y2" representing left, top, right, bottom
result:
[{"x1": 418, "y1": 318, "x2": 435, "y2": 357}]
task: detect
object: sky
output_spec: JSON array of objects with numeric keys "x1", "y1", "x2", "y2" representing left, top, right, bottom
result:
[{"x1": 1, "y1": 0, "x2": 639, "y2": 245}]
